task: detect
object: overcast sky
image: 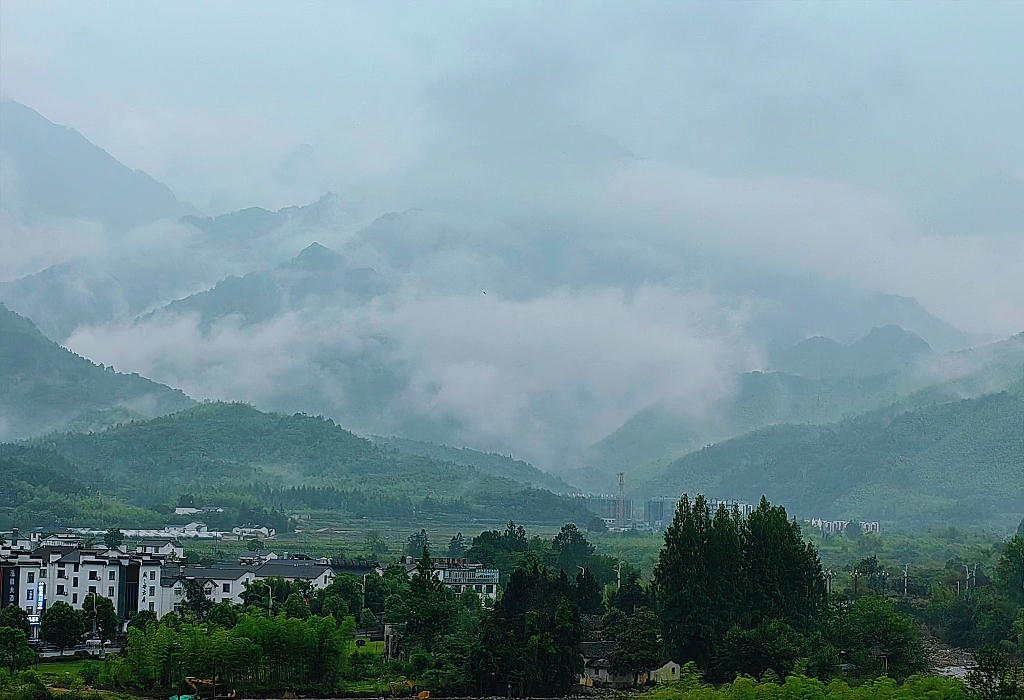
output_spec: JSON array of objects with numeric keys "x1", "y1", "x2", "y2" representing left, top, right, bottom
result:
[{"x1": 3, "y1": 1, "x2": 1023, "y2": 213}]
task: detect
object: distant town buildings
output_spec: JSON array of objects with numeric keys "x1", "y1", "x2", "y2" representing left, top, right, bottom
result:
[
  {"x1": 805, "y1": 518, "x2": 881, "y2": 535},
  {"x1": 1, "y1": 531, "x2": 503, "y2": 634}
]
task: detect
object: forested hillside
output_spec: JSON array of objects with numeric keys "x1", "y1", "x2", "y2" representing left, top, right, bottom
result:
[
  {"x1": 580, "y1": 328, "x2": 1024, "y2": 493},
  {"x1": 29, "y1": 402, "x2": 593, "y2": 525},
  {"x1": 643, "y1": 383, "x2": 1024, "y2": 529},
  {"x1": 0, "y1": 303, "x2": 195, "y2": 441},
  {"x1": 373, "y1": 435, "x2": 576, "y2": 492}
]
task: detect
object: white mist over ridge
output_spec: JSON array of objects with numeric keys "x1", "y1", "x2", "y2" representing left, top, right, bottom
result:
[{"x1": 3, "y1": 1, "x2": 1024, "y2": 470}]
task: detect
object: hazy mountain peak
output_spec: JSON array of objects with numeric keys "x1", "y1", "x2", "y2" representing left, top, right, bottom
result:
[
  {"x1": 772, "y1": 325, "x2": 930, "y2": 380},
  {"x1": 286, "y1": 242, "x2": 344, "y2": 271},
  {"x1": 0, "y1": 99, "x2": 184, "y2": 231}
]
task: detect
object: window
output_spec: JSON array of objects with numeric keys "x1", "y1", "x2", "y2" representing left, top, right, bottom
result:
[
  {"x1": 57, "y1": 569, "x2": 66, "y2": 579},
  {"x1": 174, "y1": 587, "x2": 183, "y2": 596},
  {"x1": 88, "y1": 586, "x2": 96, "y2": 594},
  {"x1": 148, "y1": 602, "x2": 154, "y2": 612},
  {"x1": 108, "y1": 587, "x2": 114, "y2": 597},
  {"x1": 89, "y1": 571, "x2": 99, "y2": 580},
  {"x1": 27, "y1": 572, "x2": 35, "y2": 584},
  {"x1": 56, "y1": 585, "x2": 66, "y2": 596},
  {"x1": 26, "y1": 590, "x2": 34, "y2": 600},
  {"x1": 72, "y1": 577, "x2": 78, "y2": 587},
  {"x1": 149, "y1": 586, "x2": 155, "y2": 597},
  {"x1": 39, "y1": 570, "x2": 46, "y2": 579},
  {"x1": 73, "y1": 564, "x2": 79, "y2": 573},
  {"x1": 26, "y1": 606, "x2": 33, "y2": 613},
  {"x1": 109, "y1": 571, "x2": 115, "y2": 580},
  {"x1": 222, "y1": 583, "x2": 230, "y2": 593},
  {"x1": 72, "y1": 593, "x2": 78, "y2": 604}
]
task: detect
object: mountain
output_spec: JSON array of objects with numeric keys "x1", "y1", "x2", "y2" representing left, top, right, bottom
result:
[
  {"x1": 772, "y1": 326, "x2": 932, "y2": 380},
  {"x1": 641, "y1": 383, "x2": 1024, "y2": 530},
  {"x1": 180, "y1": 192, "x2": 354, "y2": 240},
  {"x1": 152, "y1": 242, "x2": 388, "y2": 330},
  {"x1": 578, "y1": 327, "x2": 1024, "y2": 493},
  {"x1": 372, "y1": 436, "x2": 577, "y2": 493},
  {"x1": 32, "y1": 402, "x2": 594, "y2": 524},
  {"x1": 729, "y1": 273, "x2": 980, "y2": 353},
  {"x1": 0, "y1": 100, "x2": 185, "y2": 231},
  {"x1": 0, "y1": 304, "x2": 195, "y2": 441}
]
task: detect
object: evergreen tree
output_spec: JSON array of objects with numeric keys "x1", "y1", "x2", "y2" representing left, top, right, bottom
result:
[
  {"x1": 609, "y1": 607, "x2": 664, "y2": 682},
  {"x1": 573, "y1": 568, "x2": 604, "y2": 615},
  {"x1": 740, "y1": 497, "x2": 825, "y2": 633},
  {"x1": 995, "y1": 536, "x2": 1024, "y2": 606},
  {"x1": 406, "y1": 529, "x2": 431, "y2": 558},
  {"x1": 81, "y1": 592, "x2": 119, "y2": 644},
  {"x1": 447, "y1": 532, "x2": 468, "y2": 558},
  {"x1": 103, "y1": 527, "x2": 124, "y2": 550},
  {"x1": 180, "y1": 578, "x2": 213, "y2": 620},
  {"x1": 654, "y1": 494, "x2": 717, "y2": 667},
  {"x1": 552, "y1": 523, "x2": 595, "y2": 575}
]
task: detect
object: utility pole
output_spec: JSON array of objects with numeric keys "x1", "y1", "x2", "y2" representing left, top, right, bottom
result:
[
  {"x1": 904, "y1": 564, "x2": 908, "y2": 597},
  {"x1": 616, "y1": 473, "x2": 625, "y2": 527},
  {"x1": 965, "y1": 565, "x2": 971, "y2": 594}
]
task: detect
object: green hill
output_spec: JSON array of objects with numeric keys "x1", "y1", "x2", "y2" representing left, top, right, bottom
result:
[
  {"x1": 0, "y1": 444, "x2": 161, "y2": 529},
  {"x1": 641, "y1": 383, "x2": 1024, "y2": 530},
  {"x1": 579, "y1": 329, "x2": 1024, "y2": 494},
  {"x1": 373, "y1": 435, "x2": 576, "y2": 493},
  {"x1": 31, "y1": 402, "x2": 593, "y2": 524},
  {"x1": 0, "y1": 303, "x2": 195, "y2": 441}
]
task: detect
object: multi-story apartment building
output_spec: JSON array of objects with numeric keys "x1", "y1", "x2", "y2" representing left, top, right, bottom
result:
[{"x1": 1, "y1": 545, "x2": 166, "y2": 637}]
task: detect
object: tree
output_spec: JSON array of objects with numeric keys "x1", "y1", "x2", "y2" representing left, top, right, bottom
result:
[
  {"x1": 654, "y1": 495, "x2": 729, "y2": 669},
  {"x1": 397, "y1": 549, "x2": 460, "y2": 653},
  {"x1": 283, "y1": 593, "x2": 310, "y2": 619},
  {"x1": 365, "y1": 531, "x2": 389, "y2": 559},
  {"x1": 573, "y1": 568, "x2": 604, "y2": 615},
  {"x1": 609, "y1": 564, "x2": 651, "y2": 615},
  {"x1": 609, "y1": 607, "x2": 664, "y2": 683},
  {"x1": 41, "y1": 600, "x2": 86, "y2": 655},
  {"x1": 471, "y1": 564, "x2": 583, "y2": 696},
  {"x1": 103, "y1": 527, "x2": 124, "y2": 550},
  {"x1": 208, "y1": 601, "x2": 238, "y2": 628},
  {"x1": 854, "y1": 556, "x2": 889, "y2": 595},
  {"x1": 359, "y1": 608, "x2": 377, "y2": 635},
  {"x1": 407, "y1": 529, "x2": 431, "y2": 558},
  {"x1": 447, "y1": 532, "x2": 468, "y2": 558},
  {"x1": 179, "y1": 578, "x2": 213, "y2": 620},
  {"x1": 552, "y1": 523, "x2": 594, "y2": 575},
  {"x1": 321, "y1": 594, "x2": 349, "y2": 621},
  {"x1": 967, "y1": 644, "x2": 1024, "y2": 700},
  {"x1": 995, "y1": 536, "x2": 1024, "y2": 606},
  {"x1": 127, "y1": 609, "x2": 158, "y2": 631},
  {"x1": 841, "y1": 595, "x2": 926, "y2": 680},
  {"x1": 716, "y1": 619, "x2": 807, "y2": 680},
  {"x1": 0, "y1": 604, "x2": 31, "y2": 635},
  {"x1": 0, "y1": 626, "x2": 34, "y2": 674},
  {"x1": 82, "y1": 593, "x2": 120, "y2": 646},
  {"x1": 586, "y1": 516, "x2": 608, "y2": 533}
]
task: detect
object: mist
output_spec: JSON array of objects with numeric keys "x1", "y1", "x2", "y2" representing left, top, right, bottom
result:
[{"x1": 3, "y1": 1, "x2": 1023, "y2": 470}]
